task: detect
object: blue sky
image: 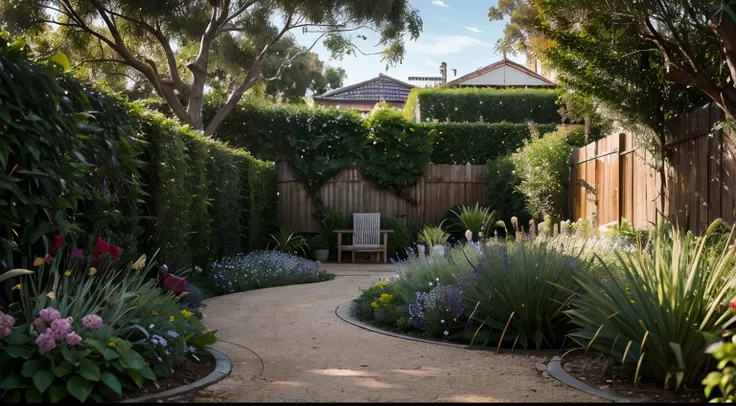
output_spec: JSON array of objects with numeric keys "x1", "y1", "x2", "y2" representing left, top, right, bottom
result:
[{"x1": 289, "y1": 0, "x2": 525, "y2": 88}]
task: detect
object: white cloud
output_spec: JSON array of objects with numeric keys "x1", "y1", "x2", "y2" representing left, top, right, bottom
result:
[
  {"x1": 431, "y1": 1, "x2": 450, "y2": 7},
  {"x1": 464, "y1": 26, "x2": 484, "y2": 33},
  {"x1": 440, "y1": 18, "x2": 452, "y2": 22},
  {"x1": 407, "y1": 35, "x2": 492, "y2": 56}
]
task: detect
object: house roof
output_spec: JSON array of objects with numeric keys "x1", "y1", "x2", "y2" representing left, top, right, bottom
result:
[
  {"x1": 313, "y1": 73, "x2": 414, "y2": 103},
  {"x1": 443, "y1": 58, "x2": 556, "y2": 88}
]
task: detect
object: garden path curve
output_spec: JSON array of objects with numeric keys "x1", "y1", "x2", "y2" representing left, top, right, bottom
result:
[{"x1": 180, "y1": 265, "x2": 605, "y2": 403}]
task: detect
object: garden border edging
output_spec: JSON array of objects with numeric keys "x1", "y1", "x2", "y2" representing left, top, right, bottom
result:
[
  {"x1": 121, "y1": 347, "x2": 232, "y2": 403},
  {"x1": 545, "y1": 356, "x2": 643, "y2": 403}
]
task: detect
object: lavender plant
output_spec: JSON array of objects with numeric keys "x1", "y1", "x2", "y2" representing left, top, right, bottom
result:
[
  {"x1": 407, "y1": 283, "x2": 465, "y2": 338},
  {"x1": 208, "y1": 251, "x2": 334, "y2": 295}
]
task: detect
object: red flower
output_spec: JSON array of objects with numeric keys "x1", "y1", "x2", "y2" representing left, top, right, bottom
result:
[
  {"x1": 730, "y1": 298, "x2": 736, "y2": 311},
  {"x1": 50, "y1": 235, "x2": 64, "y2": 255},
  {"x1": 44, "y1": 255, "x2": 53, "y2": 264},
  {"x1": 108, "y1": 246, "x2": 121, "y2": 261},
  {"x1": 92, "y1": 254, "x2": 100, "y2": 263},
  {"x1": 93, "y1": 237, "x2": 110, "y2": 255}
]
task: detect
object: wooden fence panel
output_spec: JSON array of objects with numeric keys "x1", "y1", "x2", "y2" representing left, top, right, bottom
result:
[{"x1": 277, "y1": 162, "x2": 488, "y2": 233}]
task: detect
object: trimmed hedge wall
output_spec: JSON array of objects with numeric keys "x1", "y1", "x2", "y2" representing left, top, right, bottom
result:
[
  {"x1": 420, "y1": 122, "x2": 557, "y2": 165},
  {"x1": 1, "y1": 42, "x2": 277, "y2": 272},
  {"x1": 404, "y1": 87, "x2": 561, "y2": 124}
]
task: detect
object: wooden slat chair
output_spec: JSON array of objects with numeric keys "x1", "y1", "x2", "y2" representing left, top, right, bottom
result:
[{"x1": 334, "y1": 213, "x2": 393, "y2": 264}]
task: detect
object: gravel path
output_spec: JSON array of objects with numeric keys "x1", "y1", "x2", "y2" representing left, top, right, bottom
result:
[{"x1": 183, "y1": 270, "x2": 605, "y2": 403}]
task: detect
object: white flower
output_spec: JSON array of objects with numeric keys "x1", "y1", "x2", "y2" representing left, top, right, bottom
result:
[
  {"x1": 435, "y1": 277, "x2": 439, "y2": 282},
  {"x1": 428, "y1": 282, "x2": 433, "y2": 287},
  {"x1": 440, "y1": 319, "x2": 445, "y2": 324},
  {"x1": 149, "y1": 324, "x2": 155, "y2": 329},
  {"x1": 444, "y1": 330, "x2": 449, "y2": 336}
]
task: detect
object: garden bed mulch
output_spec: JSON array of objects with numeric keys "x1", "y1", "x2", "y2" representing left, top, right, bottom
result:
[
  {"x1": 561, "y1": 352, "x2": 705, "y2": 403},
  {"x1": 122, "y1": 352, "x2": 216, "y2": 400}
]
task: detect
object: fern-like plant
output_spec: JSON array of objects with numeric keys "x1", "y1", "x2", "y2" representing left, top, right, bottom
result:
[
  {"x1": 448, "y1": 203, "x2": 502, "y2": 241},
  {"x1": 268, "y1": 228, "x2": 309, "y2": 256},
  {"x1": 417, "y1": 224, "x2": 450, "y2": 248}
]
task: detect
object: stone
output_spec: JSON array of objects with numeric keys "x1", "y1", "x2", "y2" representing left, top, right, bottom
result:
[
  {"x1": 535, "y1": 363, "x2": 547, "y2": 372},
  {"x1": 542, "y1": 371, "x2": 550, "y2": 378}
]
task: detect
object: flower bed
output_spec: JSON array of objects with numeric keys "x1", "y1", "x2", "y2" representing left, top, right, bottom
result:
[{"x1": 203, "y1": 251, "x2": 335, "y2": 296}]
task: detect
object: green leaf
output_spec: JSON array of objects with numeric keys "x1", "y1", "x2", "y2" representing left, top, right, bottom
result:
[
  {"x1": 188, "y1": 330, "x2": 218, "y2": 348},
  {"x1": 3, "y1": 390, "x2": 20, "y2": 403},
  {"x1": 77, "y1": 358, "x2": 101, "y2": 382},
  {"x1": 83, "y1": 337, "x2": 106, "y2": 354},
  {"x1": 127, "y1": 369, "x2": 143, "y2": 388},
  {"x1": 118, "y1": 349, "x2": 145, "y2": 370},
  {"x1": 139, "y1": 365, "x2": 156, "y2": 381},
  {"x1": 0, "y1": 374, "x2": 28, "y2": 390},
  {"x1": 32, "y1": 368, "x2": 54, "y2": 393},
  {"x1": 7, "y1": 328, "x2": 30, "y2": 345},
  {"x1": 61, "y1": 347, "x2": 79, "y2": 364},
  {"x1": 102, "y1": 347, "x2": 119, "y2": 361},
  {"x1": 52, "y1": 359, "x2": 75, "y2": 378},
  {"x1": 21, "y1": 358, "x2": 43, "y2": 378},
  {"x1": 66, "y1": 375, "x2": 93, "y2": 402},
  {"x1": 24, "y1": 386, "x2": 42, "y2": 403},
  {"x1": 5, "y1": 345, "x2": 34, "y2": 359},
  {"x1": 50, "y1": 53, "x2": 70, "y2": 72},
  {"x1": 99, "y1": 371, "x2": 122, "y2": 396},
  {"x1": 48, "y1": 383, "x2": 69, "y2": 403}
]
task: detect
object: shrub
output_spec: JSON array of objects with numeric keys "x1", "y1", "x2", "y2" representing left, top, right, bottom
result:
[
  {"x1": 407, "y1": 283, "x2": 465, "y2": 338},
  {"x1": 447, "y1": 204, "x2": 501, "y2": 242},
  {"x1": 404, "y1": 87, "x2": 561, "y2": 124},
  {"x1": 418, "y1": 122, "x2": 557, "y2": 165},
  {"x1": 206, "y1": 251, "x2": 335, "y2": 295},
  {"x1": 512, "y1": 127, "x2": 575, "y2": 221},
  {"x1": 417, "y1": 225, "x2": 450, "y2": 249},
  {"x1": 268, "y1": 228, "x2": 309, "y2": 256},
  {"x1": 703, "y1": 338, "x2": 736, "y2": 401},
  {"x1": 459, "y1": 240, "x2": 588, "y2": 350},
  {"x1": 383, "y1": 216, "x2": 418, "y2": 260},
  {"x1": 486, "y1": 155, "x2": 531, "y2": 228},
  {"x1": 566, "y1": 219, "x2": 736, "y2": 389}
]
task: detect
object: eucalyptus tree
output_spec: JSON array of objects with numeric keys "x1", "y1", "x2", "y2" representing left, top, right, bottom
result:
[{"x1": 1, "y1": 0, "x2": 421, "y2": 135}]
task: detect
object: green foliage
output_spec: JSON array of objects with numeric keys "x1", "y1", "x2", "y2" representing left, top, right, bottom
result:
[
  {"x1": 460, "y1": 240, "x2": 587, "y2": 350},
  {"x1": 485, "y1": 156, "x2": 531, "y2": 227},
  {"x1": 268, "y1": 228, "x2": 309, "y2": 256},
  {"x1": 447, "y1": 204, "x2": 501, "y2": 242},
  {"x1": 417, "y1": 225, "x2": 450, "y2": 249},
  {"x1": 566, "y1": 220, "x2": 736, "y2": 389},
  {"x1": 307, "y1": 233, "x2": 330, "y2": 252},
  {"x1": 404, "y1": 87, "x2": 561, "y2": 124},
  {"x1": 321, "y1": 210, "x2": 352, "y2": 250},
  {"x1": 420, "y1": 122, "x2": 557, "y2": 165},
  {"x1": 383, "y1": 216, "x2": 419, "y2": 260},
  {"x1": 362, "y1": 109, "x2": 434, "y2": 188},
  {"x1": 512, "y1": 128, "x2": 575, "y2": 221},
  {"x1": 703, "y1": 338, "x2": 736, "y2": 402}
]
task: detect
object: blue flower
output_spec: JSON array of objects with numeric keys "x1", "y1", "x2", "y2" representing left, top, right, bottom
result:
[{"x1": 167, "y1": 330, "x2": 179, "y2": 338}]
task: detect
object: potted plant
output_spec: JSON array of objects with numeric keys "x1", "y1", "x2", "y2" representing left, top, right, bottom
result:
[{"x1": 309, "y1": 233, "x2": 330, "y2": 262}]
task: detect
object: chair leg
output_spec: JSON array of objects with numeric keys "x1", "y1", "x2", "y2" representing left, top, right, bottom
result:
[
  {"x1": 338, "y1": 248, "x2": 342, "y2": 264},
  {"x1": 352, "y1": 251, "x2": 355, "y2": 264}
]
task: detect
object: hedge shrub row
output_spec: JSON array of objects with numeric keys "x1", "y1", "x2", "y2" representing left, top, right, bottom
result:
[
  {"x1": 1, "y1": 43, "x2": 277, "y2": 273},
  {"x1": 404, "y1": 87, "x2": 561, "y2": 124}
]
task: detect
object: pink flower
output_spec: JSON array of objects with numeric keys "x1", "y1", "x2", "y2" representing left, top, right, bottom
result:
[
  {"x1": 35, "y1": 328, "x2": 57, "y2": 354},
  {"x1": 50, "y1": 318, "x2": 72, "y2": 339},
  {"x1": 50, "y1": 234, "x2": 64, "y2": 255},
  {"x1": 65, "y1": 331, "x2": 82, "y2": 346},
  {"x1": 72, "y1": 249, "x2": 84, "y2": 260},
  {"x1": 108, "y1": 245, "x2": 121, "y2": 261},
  {"x1": 82, "y1": 314, "x2": 103, "y2": 330},
  {"x1": 730, "y1": 298, "x2": 736, "y2": 311},
  {"x1": 0, "y1": 311, "x2": 14, "y2": 339},
  {"x1": 32, "y1": 317, "x2": 47, "y2": 333},
  {"x1": 44, "y1": 254, "x2": 53, "y2": 264},
  {"x1": 39, "y1": 307, "x2": 61, "y2": 323}
]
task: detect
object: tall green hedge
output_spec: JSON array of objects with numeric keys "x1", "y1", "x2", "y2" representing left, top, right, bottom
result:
[
  {"x1": 420, "y1": 122, "x2": 557, "y2": 165},
  {"x1": 404, "y1": 87, "x2": 561, "y2": 124},
  {"x1": 0, "y1": 41, "x2": 277, "y2": 273}
]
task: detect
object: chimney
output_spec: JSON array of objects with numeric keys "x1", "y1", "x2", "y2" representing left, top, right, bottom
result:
[{"x1": 440, "y1": 62, "x2": 447, "y2": 84}]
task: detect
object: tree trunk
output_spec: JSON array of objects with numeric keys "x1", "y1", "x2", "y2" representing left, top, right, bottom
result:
[{"x1": 584, "y1": 115, "x2": 590, "y2": 145}]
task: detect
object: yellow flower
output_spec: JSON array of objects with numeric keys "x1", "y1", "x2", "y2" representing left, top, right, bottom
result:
[
  {"x1": 152, "y1": 310, "x2": 158, "y2": 316},
  {"x1": 180, "y1": 309, "x2": 193, "y2": 319},
  {"x1": 521, "y1": 303, "x2": 525, "y2": 308},
  {"x1": 379, "y1": 293, "x2": 393, "y2": 304},
  {"x1": 630, "y1": 299, "x2": 635, "y2": 304},
  {"x1": 370, "y1": 302, "x2": 379, "y2": 309},
  {"x1": 131, "y1": 254, "x2": 147, "y2": 271},
  {"x1": 33, "y1": 257, "x2": 45, "y2": 267},
  {"x1": 169, "y1": 316, "x2": 175, "y2": 322},
  {"x1": 373, "y1": 280, "x2": 388, "y2": 290},
  {"x1": 64, "y1": 269, "x2": 72, "y2": 277},
  {"x1": 11, "y1": 284, "x2": 20, "y2": 291},
  {"x1": 108, "y1": 341, "x2": 117, "y2": 348},
  {"x1": 47, "y1": 291, "x2": 55, "y2": 300},
  {"x1": 89, "y1": 267, "x2": 97, "y2": 276}
]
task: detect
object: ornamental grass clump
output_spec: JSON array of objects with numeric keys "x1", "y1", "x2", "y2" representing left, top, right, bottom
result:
[
  {"x1": 459, "y1": 240, "x2": 588, "y2": 350},
  {"x1": 208, "y1": 251, "x2": 335, "y2": 294},
  {"x1": 566, "y1": 219, "x2": 736, "y2": 390}
]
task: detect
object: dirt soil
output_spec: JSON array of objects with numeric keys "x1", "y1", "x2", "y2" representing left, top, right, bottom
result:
[
  {"x1": 123, "y1": 352, "x2": 215, "y2": 400},
  {"x1": 562, "y1": 352, "x2": 705, "y2": 403},
  {"x1": 171, "y1": 267, "x2": 607, "y2": 403}
]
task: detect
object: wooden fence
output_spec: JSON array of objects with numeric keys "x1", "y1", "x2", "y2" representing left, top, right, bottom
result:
[
  {"x1": 569, "y1": 103, "x2": 736, "y2": 234},
  {"x1": 277, "y1": 162, "x2": 488, "y2": 233}
]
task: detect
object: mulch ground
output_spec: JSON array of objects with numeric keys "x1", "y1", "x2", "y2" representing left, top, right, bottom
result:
[
  {"x1": 122, "y1": 351, "x2": 216, "y2": 400},
  {"x1": 561, "y1": 351, "x2": 705, "y2": 403}
]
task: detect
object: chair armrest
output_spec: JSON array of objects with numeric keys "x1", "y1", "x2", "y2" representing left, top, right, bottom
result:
[
  {"x1": 333, "y1": 230, "x2": 354, "y2": 233},
  {"x1": 380, "y1": 230, "x2": 394, "y2": 233}
]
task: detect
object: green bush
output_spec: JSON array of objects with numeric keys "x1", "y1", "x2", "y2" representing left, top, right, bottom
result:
[
  {"x1": 512, "y1": 128, "x2": 575, "y2": 222},
  {"x1": 446, "y1": 204, "x2": 500, "y2": 242},
  {"x1": 404, "y1": 88, "x2": 561, "y2": 124},
  {"x1": 417, "y1": 225, "x2": 449, "y2": 249},
  {"x1": 384, "y1": 216, "x2": 420, "y2": 260},
  {"x1": 486, "y1": 156, "x2": 531, "y2": 228},
  {"x1": 566, "y1": 219, "x2": 735, "y2": 389},
  {"x1": 459, "y1": 240, "x2": 588, "y2": 350},
  {"x1": 703, "y1": 338, "x2": 736, "y2": 401},
  {"x1": 419, "y1": 122, "x2": 557, "y2": 165}
]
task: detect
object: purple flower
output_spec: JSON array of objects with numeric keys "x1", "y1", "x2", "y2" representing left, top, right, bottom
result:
[
  {"x1": 65, "y1": 331, "x2": 82, "y2": 346},
  {"x1": 0, "y1": 311, "x2": 14, "y2": 339},
  {"x1": 82, "y1": 314, "x2": 103, "y2": 330},
  {"x1": 72, "y1": 249, "x2": 85, "y2": 260},
  {"x1": 39, "y1": 307, "x2": 61, "y2": 323},
  {"x1": 32, "y1": 317, "x2": 47, "y2": 333},
  {"x1": 166, "y1": 330, "x2": 179, "y2": 338},
  {"x1": 50, "y1": 317, "x2": 72, "y2": 339},
  {"x1": 36, "y1": 328, "x2": 57, "y2": 354}
]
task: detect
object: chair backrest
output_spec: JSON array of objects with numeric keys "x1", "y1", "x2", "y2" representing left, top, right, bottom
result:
[{"x1": 353, "y1": 213, "x2": 381, "y2": 246}]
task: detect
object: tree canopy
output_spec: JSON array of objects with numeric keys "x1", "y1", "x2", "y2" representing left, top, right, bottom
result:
[{"x1": 1, "y1": 0, "x2": 421, "y2": 135}]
